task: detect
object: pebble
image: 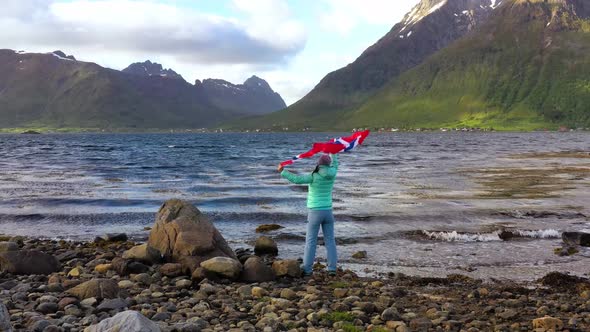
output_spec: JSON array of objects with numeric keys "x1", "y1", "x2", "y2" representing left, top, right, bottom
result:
[
  {"x1": 251, "y1": 286, "x2": 268, "y2": 298},
  {"x1": 0, "y1": 236, "x2": 588, "y2": 332},
  {"x1": 118, "y1": 280, "x2": 135, "y2": 289}
]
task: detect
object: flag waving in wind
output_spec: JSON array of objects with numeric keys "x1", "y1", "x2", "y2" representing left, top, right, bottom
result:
[{"x1": 280, "y1": 130, "x2": 370, "y2": 167}]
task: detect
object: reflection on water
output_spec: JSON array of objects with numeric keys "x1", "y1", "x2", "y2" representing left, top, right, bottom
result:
[{"x1": 0, "y1": 132, "x2": 589, "y2": 280}]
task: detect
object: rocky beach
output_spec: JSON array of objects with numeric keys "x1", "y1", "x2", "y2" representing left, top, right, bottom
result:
[{"x1": 1, "y1": 199, "x2": 590, "y2": 332}]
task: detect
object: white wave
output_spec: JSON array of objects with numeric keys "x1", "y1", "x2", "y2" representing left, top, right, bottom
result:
[
  {"x1": 168, "y1": 145, "x2": 175, "y2": 148},
  {"x1": 421, "y1": 229, "x2": 561, "y2": 242},
  {"x1": 422, "y1": 230, "x2": 501, "y2": 242},
  {"x1": 513, "y1": 229, "x2": 560, "y2": 239}
]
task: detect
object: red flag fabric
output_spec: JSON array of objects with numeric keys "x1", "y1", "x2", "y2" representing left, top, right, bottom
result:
[{"x1": 280, "y1": 130, "x2": 370, "y2": 167}]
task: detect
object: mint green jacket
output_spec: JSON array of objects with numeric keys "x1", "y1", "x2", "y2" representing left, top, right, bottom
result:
[{"x1": 281, "y1": 154, "x2": 338, "y2": 210}]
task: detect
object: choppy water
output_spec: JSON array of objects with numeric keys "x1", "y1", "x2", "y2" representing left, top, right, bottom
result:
[{"x1": 1, "y1": 132, "x2": 589, "y2": 280}]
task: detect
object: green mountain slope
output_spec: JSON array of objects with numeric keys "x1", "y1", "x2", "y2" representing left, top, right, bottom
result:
[
  {"x1": 0, "y1": 50, "x2": 286, "y2": 130},
  {"x1": 237, "y1": 0, "x2": 590, "y2": 131},
  {"x1": 0, "y1": 50, "x2": 231, "y2": 129},
  {"x1": 239, "y1": 0, "x2": 499, "y2": 129},
  {"x1": 347, "y1": 0, "x2": 590, "y2": 130}
]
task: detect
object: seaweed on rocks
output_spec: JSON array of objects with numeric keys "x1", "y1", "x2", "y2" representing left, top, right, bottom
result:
[{"x1": 538, "y1": 272, "x2": 590, "y2": 291}]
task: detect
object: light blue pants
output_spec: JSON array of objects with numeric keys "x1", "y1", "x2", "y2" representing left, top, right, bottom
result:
[{"x1": 303, "y1": 209, "x2": 337, "y2": 274}]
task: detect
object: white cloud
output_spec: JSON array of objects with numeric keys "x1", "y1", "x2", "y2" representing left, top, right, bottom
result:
[
  {"x1": 0, "y1": 0, "x2": 307, "y2": 65},
  {"x1": 231, "y1": 0, "x2": 307, "y2": 51},
  {"x1": 320, "y1": 0, "x2": 420, "y2": 35}
]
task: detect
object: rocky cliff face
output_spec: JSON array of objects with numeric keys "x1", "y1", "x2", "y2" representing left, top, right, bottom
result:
[
  {"x1": 286, "y1": 0, "x2": 500, "y2": 114},
  {"x1": 122, "y1": 60, "x2": 184, "y2": 80},
  {"x1": 197, "y1": 76, "x2": 286, "y2": 115}
]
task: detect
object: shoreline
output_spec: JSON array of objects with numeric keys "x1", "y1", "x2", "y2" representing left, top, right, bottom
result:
[
  {"x1": 1, "y1": 235, "x2": 589, "y2": 331},
  {"x1": 2, "y1": 128, "x2": 590, "y2": 134}
]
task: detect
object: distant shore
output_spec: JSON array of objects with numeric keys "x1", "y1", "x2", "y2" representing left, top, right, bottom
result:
[{"x1": 2, "y1": 126, "x2": 589, "y2": 134}]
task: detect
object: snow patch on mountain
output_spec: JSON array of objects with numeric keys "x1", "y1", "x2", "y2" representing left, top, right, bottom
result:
[{"x1": 51, "y1": 52, "x2": 74, "y2": 61}]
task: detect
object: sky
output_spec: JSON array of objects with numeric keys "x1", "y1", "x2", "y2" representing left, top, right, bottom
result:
[{"x1": 0, "y1": 0, "x2": 421, "y2": 105}]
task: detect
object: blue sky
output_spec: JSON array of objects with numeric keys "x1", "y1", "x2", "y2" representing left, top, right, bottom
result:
[{"x1": 0, "y1": 0, "x2": 420, "y2": 104}]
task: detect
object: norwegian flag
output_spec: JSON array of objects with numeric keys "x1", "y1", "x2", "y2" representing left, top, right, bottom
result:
[{"x1": 280, "y1": 130, "x2": 370, "y2": 167}]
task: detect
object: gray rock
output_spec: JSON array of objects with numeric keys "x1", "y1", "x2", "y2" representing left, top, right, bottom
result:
[
  {"x1": 80, "y1": 297, "x2": 98, "y2": 307},
  {"x1": 498, "y1": 308, "x2": 518, "y2": 320},
  {"x1": 382, "y1": 307, "x2": 401, "y2": 321},
  {"x1": 254, "y1": 236, "x2": 278, "y2": 255},
  {"x1": 31, "y1": 319, "x2": 51, "y2": 332},
  {"x1": 132, "y1": 273, "x2": 152, "y2": 285},
  {"x1": 94, "y1": 233, "x2": 128, "y2": 243},
  {"x1": 97, "y1": 298, "x2": 128, "y2": 312},
  {"x1": 0, "y1": 250, "x2": 60, "y2": 275},
  {"x1": 11, "y1": 292, "x2": 27, "y2": 301},
  {"x1": 67, "y1": 279, "x2": 120, "y2": 300},
  {"x1": 241, "y1": 256, "x2": 275, "y2": 282},
  {"x1": 0, "y1": 302, "x2": 12, "y2": 332},
  {"x1": 175, "y1": 279, "x2": 192, "y2": 289},
  {"x1": 0, "y1": 280, "x2": 18, "y2": 290},
  {"x1": 111, "y1": 257, "x2": 149, "y2": 276},
  {"x1": 39, "y1": 295, "x2": 58, "y2": 303},
  {"x1": 236, "y1": 285, "x2": 253, "y2": 298},
  {"x1": 562, "y1": 232, "x2": 590, "y2": 247},
  {"x1": 36, "y1": 302, "x2": 58, "y2": 314},
  {"x1": 160, "y1": 263, "x2": 183, "y2": 277},
  {"x1": 352, "y1": 251, "x2": 367, "y2": 259},
  {"x1": 122, "y1": 244, "x2": 161, "y2": 264},
  {"x1": 0, "y1": 241, "x2": 18, "y2": 252},
  {"x1": 42, "y1": 325, "x2": 61, "y2": 332},
  {"x1": 409, "y1": 317, "x2": 433, "y2": 332},
  {"x1": 186, "y1": 317, "x2": 209, "y2": 327},
  {"x1": 271, "y1": 260, "x2": 301, "y2": 277},
  {"x1": 200, "y1": 257, "x2": 242, "y2": 279},
  {"x1": 64, "y1": 304, "x2": 82, "y2": 317},
  {"x1": 84, "y1": 310, "x2": 161, "y2": 332},
  {"x1": 151, "y1": 312, "x2": 171, "y2": 321}
]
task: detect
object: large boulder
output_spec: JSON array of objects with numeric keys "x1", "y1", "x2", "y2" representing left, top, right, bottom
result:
[
  {"x1": 0, "y1": 250, "x2": 60, "y2": 275},
  {"x1": 84, "y1": 310, "x2": 160, "y2": 332},
  {"x1": 122, "y1": 243, "x2": 161, "y2": 264},
  {"x1": 67, "y1": 279, "x2": 120, "y2": 300},
  {"x1": 241, "y1": 256, "x2": 276, "y2": 283},
  {"x1": 562, "y1": 232, "x2": 590, "y2": 247},
  {"x1": 0, "y1": 302, "x2": 12, "y2": 332},
  {"x1": 147, "y1": 200, "x2": 237, "y2": 266},
  {"x1": 200, "y1": 257, "x2": 242, "y2": 279}
]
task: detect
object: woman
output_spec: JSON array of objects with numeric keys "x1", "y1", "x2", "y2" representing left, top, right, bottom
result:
[{"x1": 277, "y1": 153, "x2": 338, "y2": 276}]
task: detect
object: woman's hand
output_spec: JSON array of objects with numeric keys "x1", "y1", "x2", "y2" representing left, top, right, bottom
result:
[{"x1": 277, "y1": 164, "x2": 284, "y2": 172}]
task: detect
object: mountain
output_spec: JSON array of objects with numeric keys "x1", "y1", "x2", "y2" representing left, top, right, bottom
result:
[
  {"x1": 198, "y1": 76, "x2": 286, "y2": 115},
  {"x1": 122, "y1": 60, "x2": 184, "y2": 80},
  {"x1": 253, "y1": 0, "x2": 499, "y2": 128},
  {"x1": 0, "y1": 51, "x2": 286, "y2": 129},
  {"x1": 348, "y1": 0, "x2": 590, "y2": 130},
  {"x1": 244, "y1": 0, "x2": 590, "y2": 130}
]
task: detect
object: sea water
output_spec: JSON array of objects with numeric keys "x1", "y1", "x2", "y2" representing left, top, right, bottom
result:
[{"x1": 0, "y1": 132, "x2": 589, "y2": 280}]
